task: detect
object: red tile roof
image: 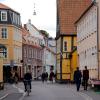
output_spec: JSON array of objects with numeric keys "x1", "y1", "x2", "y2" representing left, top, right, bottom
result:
[
  {"x1": 21, "y1": 27, "x2": 30, "y2": 36},
  {"x1": 0, "y1": 3, "x2": 12, "y2": 9},
  {"x1": 0, "y1": 3, "x2": 19, "y2": 14}
]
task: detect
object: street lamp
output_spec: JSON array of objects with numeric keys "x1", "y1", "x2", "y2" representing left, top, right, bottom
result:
[{"x1": 33, "y1": 3, "x2": 36, "y2": 15}]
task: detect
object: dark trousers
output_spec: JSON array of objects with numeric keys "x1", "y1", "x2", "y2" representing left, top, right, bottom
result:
[
  {"x1": 75, "y1": 79, "x2": 81, "y2": 91},
  {"x1": 76, "y1": 82, "x2": 81, "y2": 91},
  {"x1": 24, "y1": 81, "x2": 31, "y2": 91},
  {"x1": 83, "y1": 79, "x2": 88, "y2": 90}
]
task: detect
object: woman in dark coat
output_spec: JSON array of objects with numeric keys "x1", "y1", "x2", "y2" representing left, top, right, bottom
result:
[
  {"x1": 83, "y1": 66, "x2": 89, "y2": 90},
  {"x1": 49, "y1": 71, "x2": 55, "y2": 83},
  {"x1": 74, "y1": 67, "x2": 82, "y2": 91}
]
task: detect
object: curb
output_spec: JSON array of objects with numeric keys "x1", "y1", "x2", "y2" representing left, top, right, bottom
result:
[{"x1": 0, "y1": 93, "x2": 9, "y2": 100}]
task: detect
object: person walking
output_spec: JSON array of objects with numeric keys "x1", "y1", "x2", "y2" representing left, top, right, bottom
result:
[
  {"x1": 23, "y1": 70, "x2": 32, "y2": 92},
  {"x1": 74, "y1": 67, "x2": 82, "y2": 91},
  {"x1": 41, "y1": 72, "x2": 46, "y2": 83},
  {"x1": 45, "y1": 72, "x2": 48, "y2": 82},
  {"x1": 83, "y1": 66, "x2": 89, "y2": 90},
  {"x1": 49, "y1": 71, "x2": 55, "y2": 83}
]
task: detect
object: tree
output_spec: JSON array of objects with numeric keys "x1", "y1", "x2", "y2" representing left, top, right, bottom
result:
[{"x1": 40, "y1": 30, "x2": 49, "y2": 37}]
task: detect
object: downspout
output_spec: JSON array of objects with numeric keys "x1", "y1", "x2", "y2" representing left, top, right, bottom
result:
[{"x1": 96, "y1": 2, "x2": 100, "y2": 80}]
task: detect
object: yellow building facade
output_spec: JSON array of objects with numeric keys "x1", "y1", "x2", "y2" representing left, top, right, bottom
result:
[
  {"x1": 0, "y1": 3, "x2": 22, "y2": 82},
  {"x1": 56, "y1": 34, "x2": 77, "y2": 83}
]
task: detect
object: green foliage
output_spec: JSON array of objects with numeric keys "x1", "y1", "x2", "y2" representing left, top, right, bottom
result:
[{"x1": 40, "y1": 30, "x2": 49, "y2": 37}]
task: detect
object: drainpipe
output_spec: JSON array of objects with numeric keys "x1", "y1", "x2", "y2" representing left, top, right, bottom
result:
[{"x1": 96, "y1": 2, "x2": 100, "y2": 80}]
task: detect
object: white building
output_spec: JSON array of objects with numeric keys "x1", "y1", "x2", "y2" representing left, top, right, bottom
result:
[
  {"x1": 44, "y1": 37, "x2": 56, "y2": 75},
  {"x1": 76, "y1": 2, "x2": 98, "y2": 79},
  {"x1": 23, "y1": 20, "x2": 45, "y2": 79}
]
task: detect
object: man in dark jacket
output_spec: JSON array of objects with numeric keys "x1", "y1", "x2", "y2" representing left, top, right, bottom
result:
[
  {"x1": 23, "y1": 70, "x2": 32, "y2": 92},
  {"x1": 83, "y1": 66, "x2": 89, "y2": 90},
  {"x1": 41, "y1": 72, "x2": 46, "y2": 83},
  {"x1": 74, "y1": 67, "x2": 82, "y2": 91}
]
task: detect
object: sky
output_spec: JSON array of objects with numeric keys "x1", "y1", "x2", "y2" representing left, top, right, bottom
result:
[{"x1": 0, "y1": 0, "x2": 56, "y2": 38}]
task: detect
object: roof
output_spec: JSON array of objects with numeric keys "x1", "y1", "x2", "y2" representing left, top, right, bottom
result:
[
  {"x1": 21, "y1": 27, "x2": 30, "y2": 36},
  {"x1": 0, "y1": 3, "x2": 11, "y2": 9},
  {"x1": 75, "y1": 1, "x2": 96, "y2": 24},
  {"x1": 0, "y1": 3, "x2": 19, "y2": 14}
]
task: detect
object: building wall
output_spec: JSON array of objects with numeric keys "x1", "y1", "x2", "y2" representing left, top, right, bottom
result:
[
  {"x1": 0, "y1": 25, "x2": 22, "y2": 66},
  {"x1": 56, "y1": 37, "x2": 61, "y2": 80},
  {"x1": 22, "y1": 24, "x2": 44, "y2": 80},
  {"x1": 0, "y1": 4, "x2": 22, "y2": 81},
  {"x1": 56, "y1": 0, "x2": 92, "y2": 83},
  {"x1": 70, "y1": 50, "x2": 77, "y2": 81},
  {"x1": 77, "y1": 5, "x2": 98, "y2": 79},
  {"x1": 56, "y1": 35, "x2": 77, "y2": 82},
  {"x1": 96, "y1": 0, "x2": 100, "y2": 80}
]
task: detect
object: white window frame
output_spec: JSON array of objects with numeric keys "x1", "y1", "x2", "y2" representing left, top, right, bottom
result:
[
  {"x1": 1, "y1": 28, "x2": 8, "y2": 39},
  {"x1": 1, "y1": 11, "x2": 7, "y2": 21}
]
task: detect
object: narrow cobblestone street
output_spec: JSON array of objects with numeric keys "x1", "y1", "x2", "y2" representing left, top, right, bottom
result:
[{"x1": 1, "y1": 81, "x2": 100, "y2": 100}]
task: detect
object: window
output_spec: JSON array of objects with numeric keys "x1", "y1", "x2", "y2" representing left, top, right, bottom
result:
[
  {"x1": 1, "y1": 11, "x2": 7, "y2": 21},
  {"x1": 0, "y1": 47, "x2": 7, "y2": 58},
  {"x1": 66, "y1": 52, "x2": 72, "y2": 59},
  {"x1": 1, "y1": 28, "x2": 7, "y2": 39},
  {"x1": 64, "y1": 41, "x2": 67, "y2": 51}
]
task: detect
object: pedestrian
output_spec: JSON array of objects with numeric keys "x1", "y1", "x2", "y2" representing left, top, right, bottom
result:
[
  {"x1": 23, "y1": 70, "x2": 32, "y2": 92},
  {"x1": 45, "y1": 72, "x2": 48, "y2": 82},
  {"x1": 41, "y1": 72, "x2": 46, "y2": 83},
  {"x1": 49, "y1": 71, "x2": 55, "y2": 83},
  {"x1": 74, "y1": 67, "x2": 82, "y2": 91},
  {"x1": 83, "y1": 66, "x2": 89, "y2": 90}
]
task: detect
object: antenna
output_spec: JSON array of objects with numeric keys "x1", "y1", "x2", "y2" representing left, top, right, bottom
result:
[{"x1": 33, "y1": 3, "x2": 36, "y2": 15}]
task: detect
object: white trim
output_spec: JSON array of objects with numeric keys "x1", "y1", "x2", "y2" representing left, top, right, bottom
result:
[{"x1": 1, "y1": 11, "x2": 7, "y2": 21}]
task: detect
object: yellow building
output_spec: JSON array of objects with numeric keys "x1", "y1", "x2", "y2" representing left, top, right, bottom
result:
[
  {"x1": 0, "y1": 3, "x2": 22, "y2": 82},
  {"x1": 56, "y1": 34, "x2": 77, "y2": 83},
  {"x1": 56, "y1": 0, "x2": 91, "y2": 83}
]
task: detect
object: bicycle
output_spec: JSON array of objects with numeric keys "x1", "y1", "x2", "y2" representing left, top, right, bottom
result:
[{"x1": 24, "y1": 80, "x2": 31, "y2": 96}]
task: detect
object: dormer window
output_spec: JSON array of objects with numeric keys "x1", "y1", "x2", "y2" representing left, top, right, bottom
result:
[{"x1": 1, "y1": 11, "x2": 7, "y2": 21}]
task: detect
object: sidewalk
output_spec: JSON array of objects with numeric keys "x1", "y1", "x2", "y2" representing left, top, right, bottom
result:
[
  {"x1": 0, "y1": 83, "x2": 19, "y2": 100},
  {"x1": 66, "y1": 83, "x2": 100, "y2": 100}
]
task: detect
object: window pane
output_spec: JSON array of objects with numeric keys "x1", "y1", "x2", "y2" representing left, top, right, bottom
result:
[
  {"x1": 64, "y1": 41, "x2": 67, "y2": 51},
  {"x1": 1, "y1": 28, "x2": 7, "y2": 39},
  {"x1": 1, "y1": 11, "x2": 7, "y2": 21}
]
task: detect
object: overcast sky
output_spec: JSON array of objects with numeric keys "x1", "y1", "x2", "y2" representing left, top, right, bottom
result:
[{"x1": 0, "y1": 0, "x2": 56, "y2": 38}]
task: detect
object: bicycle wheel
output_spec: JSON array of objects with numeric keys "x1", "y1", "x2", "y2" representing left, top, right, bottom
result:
[{"x1": 26, "y1": 84, "x2": 30, "y2": 96}]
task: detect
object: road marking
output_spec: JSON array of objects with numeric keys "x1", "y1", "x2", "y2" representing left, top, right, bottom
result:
[
  {"x1": 12, "y1": 84, "x2": 26, "y2": 100},
  {"x1": 0, "y1": 94, "x2": 9, "y2": 100}
]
